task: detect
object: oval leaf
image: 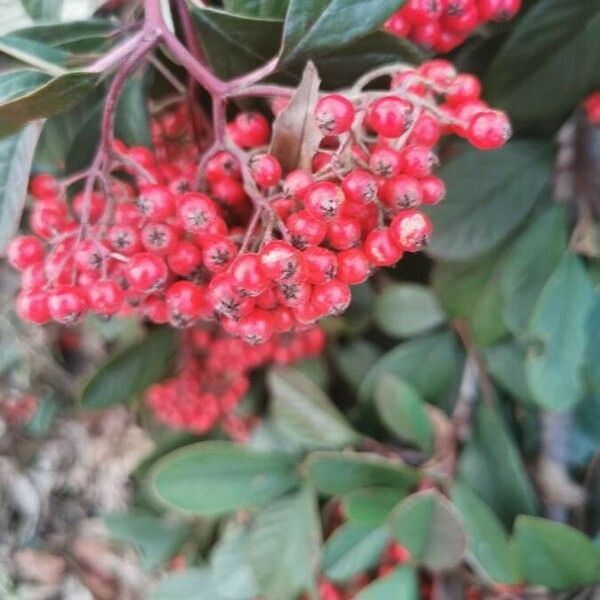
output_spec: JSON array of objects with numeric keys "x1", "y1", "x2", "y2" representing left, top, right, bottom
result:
[{"x1": 355, "y1": 566, "x2": 418, "y2": 600}]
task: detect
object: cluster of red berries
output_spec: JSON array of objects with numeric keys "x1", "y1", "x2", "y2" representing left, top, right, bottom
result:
[
  {"x1": 145, "y1": 325, "x2": 324, "y2": 435},
  {"x1": 384, "y1": 0, "x2": 521, "y2": 53},
  {"x1": 585, "y1": 91, "x2": 600, "y2": 125}
]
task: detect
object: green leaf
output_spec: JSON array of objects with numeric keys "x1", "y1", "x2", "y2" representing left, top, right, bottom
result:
[
  {"x1": 248, "y1": 486, "x2": 320, "y2": 600},
  {"x1": 525, "y1": 254, "x2": 596, "y2": 410},
  {"x1": 482, "y1": 341, "x2": 533, "y2": 403},
  {"x1": 355, "y1": 566, "x2": 418, "y2": 600},
  {"x1": 342, "y1": 487, "x2": 406, "y2": 527},
  {"x1": 500, "y1": 205, "x2": 567, "y2": 335},
  {"x1": 150, "y1": 441, "x2": 300, "y2": 515},
  {"x1": 267, "y1": 366, "x2": 359, "y2": 449},
  {"x1": 424, "y1": 141, "x2": 553, "y2": 261},
  {"x1": 105, "y1": 509, "x2": 186, "y2": 571},
  {"x1": 190, "y1": 6, "x2": 282, "y2": 80},
  {"x1": 306, "y1": 451, "x2": 418, "y2": 496},
  {"x1": 210, "y1": 524, "x2": 260, "y2": 600},
  {"x1": 432, "y1": 250, "x2": 509, "y2": 346},
  {"x1": 323, "y1": 524, "x2": 389, "y2": 583},
  {"x1": 0, "y1": 35, "x2": 70, "y2": 70},
  {"x1": 485, "y1": 0, "x2": 600, "y2": 132},
  {"x1": 374, "y1": 283, "x2": 446, "y2": 339},
  {"x1": 21, "y1": 0, "x2": 105, "y2": 22},
  {"x1": 80, "y1": 327, "x2": 177, "y2": 409},
  {"x1": 390, "y1": 490, "x2": 467, "y2": 572},
  {"x1": 0, "y1": 69, "x2": 50, "y2": 103},
  {"x1": 151, "y1": 568, "x2": 222, "y2": 600},
  {"x1": 335, "y1": 339, "x2": 382, "y2": 392},
  {"x1": 451, "y1": 482, "x2": 519, "y2": 584},
  {"x1": 359, "y1": 331, "x2": 463, "y2": 404},
  {"x1": 0, "y1": 120, "x2": 42, "y2": 253},
  {"x1": 585, "y1": 296, "x2": 600, "y2": 395},
  {"x1": 0, "y1": 70, "x2": 97, "y2": 137},
  {"x1": 514, "y1": 516, "x2": 600, "y2": 590},
  {"x1": 223, "y1": 0, "x2": 289, "y2": 19},
  {"x1": 115, "y1": 75, "x2": 152, "y2": 148},
  {"x1": 280, "y1": 0, "x2": 405, "y2": 67},
  {"x1": 458, "y1": 403, "x2": 537, "y2": 527},
  {"x1": 375, "y1": 374, "x2": 433, "y2": 454}
]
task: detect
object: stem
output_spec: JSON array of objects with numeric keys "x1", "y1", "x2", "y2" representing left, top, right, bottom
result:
[
  {"x1": 226, "y1": 84, "x2": 295, "y2": 99},
  {"x1": 175, "y1": 0, "x2": 206, "y2": 65}
]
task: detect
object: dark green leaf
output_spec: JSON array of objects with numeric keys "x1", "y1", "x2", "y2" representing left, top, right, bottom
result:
[
  {"x1": 81, "y1": 327, "x2": 177, "y2": 409},
  {"x1": 355, "y1": 566, "x2": 418, "y2": 600},
  {"x1": 115, "y1": 75, "x2": 152, "y2": 148},
  {"x1": 223, "y1": 0, "x2": 289, "y2": 19},
  {"x1": 374, "y1": 283, "x2": 446, "y2": 339},
  {"x1": 485, "y1": 0, "x2": 600, "y2": 132},
  {"x1": 514, "y1": 516, "x2": 600, "y2": 590},
  {"x1": 500, "y1": 204, "x2": 567, "y2": 335},
  {"x1": 150, "y1": 441, "x2": 300, "y2": 515},
  {"x1": 584, "y1": 295, "x2": 600, "y2": 396},
  {"x1": 458, "y1": 403, "x2": 537, "y2": 527},
  {"x1": 280, "y1": 0, "x2": 405, "y2": 67},
  {"x1": 451, "y1": 482, "x2": 519, "y2": 584},
  {"x1": 335, "y1": 339, "x2": 382, "y2": 392},
  {"x1": 0, "y1": 34, "x2": 70, "y2": 68},
  {"x1": 342, "y1": 487, "x2": 406, "y2": 527},
  {"x1": 526, "y1": 254, "x2": 596, "y2": 410},
  {"x1": 425, "y1": 141, "x2": 553, "y2": 261},
  {"x1": 323, "y1": 524, "x2": 389, "y2": 583},
  {"x1": 375, "y1": 374, "x2": 433, "y2": 454},
  {"x1": 0, "y1": 120, "x2": 42, "y2": 253},
  {"x1": 105, "y1": 509, "x2": 186, "y2": 571},
  {"x1": 482, "y1": 341, "x2": 533, "y2": 403},
  {"x1": 0, "y1": 70, "x2": 97, "y2": 137},
  {"x1": 570, "y1": 396, "x2": 600, "y2": 466},
  {"x1": 267, "y1": 366, "x2": 359, "y2": 449},
  {"x1": 390, "y1": 490, "x2": 467, "y2": 572},
  {"x1": 151, "y1": 568, "x2": 222, "y2": 600},
  {"x1": 306, "y1": 451, "x2": 418, "y2": 496},
  {"x1": 0, "y1": 69, "x2": 50, "y2": 103},
  {"x1": 64, "y1": 100, "x2": 101, "y2": 173},
  {"x1": 359, "y1": 331, "x2": 463, "y2": 404},
  {"x1": 248, "y1": 486, "x2": 320, "y2": 600}
]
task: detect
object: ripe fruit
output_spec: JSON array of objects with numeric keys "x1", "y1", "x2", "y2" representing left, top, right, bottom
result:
[
  {"x1": 390, "y1": 210, "x2": 433, "y2": 251},
  {"x1": 125, "y1": 252, "x2": 168, "y2": 292},
  {"x1": 315, "y1": 94, "x2": 356, "y2": 134},
  {"x1": 48, "y1": 285, "x2": 89, "y2": 324},
  {"x1": 467, "y1": 110, "x2": 512, "y2": 150},
  {"x1": 7, "y1": 236, "x2": 44, "y2": 270},
  {"x1": 368, "y1": 96, "x2": 412, "y2": 138},
  {"x1": 304, "y1": 182, "x2": 346, "y2": 220},
  {"x1": 88, "y1": 280, "x2": 125, "y2": 316}
]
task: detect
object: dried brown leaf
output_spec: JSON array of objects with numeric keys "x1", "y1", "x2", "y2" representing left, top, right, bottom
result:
[{"x1": 269, "y1": 61, "x2": 322, "y2": 175}]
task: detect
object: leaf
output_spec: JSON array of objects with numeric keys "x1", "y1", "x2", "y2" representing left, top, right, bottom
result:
[
  {"x1": 432, "y1": 250, "x2": 509, "y2": 346},
  {"x1": 0, "y1": 120, "x2": 42, "y2": 254},
  {"x1": 21, "y1": 0, "x2": 105, "y2": 22},
  {"x1": 570, "y1": 396, "x2": 600, "y2": 467},
  {"x1": 335, "y1": 339, "x2": 382, "y2": 392},
  {"x1": 190, "y1": 6, "x2": 282, "y2": 80},
  {"x1": 269, "y1": 61, "x2": 322, "y2": 175},
  {"x1": 280, "y1": 0, "x2": 405, "y2": 67},
  {"x1": 80, "y1": 327, "x2": 177, "y2": 409},
  {"x1": 105, "y1": 509, "x2": 186, "y2": 571},
  {"x1": 500, "y1": 204, "x2": 567, "y2": 335},
  {"x1": 451, "y1": 482, "x2": 519, "y2": 584},
  {"x1": 458, "y1": 403, "x2": 537, "y2": 527},
  {"x1": 355, "y1": 566, "x2": 418, "y2": 600},
  {"x1": 248, "y1": 486, "x2": 320, "y2": 600},
  {"x1": 424, "y1": 141, "x2": 553, "y2": 261},
  {"x1": 115, "y1": 75, "x2": 152, "y2": 148},
  {"x1": 485, "y1": 0, "x2": 600, "y2": 132},
  {"x1": 0, "y1": 34, "x2": 70, "y2": 70},
  {"x1": 514, "y1": 516, "x2": 600, "y2": 590},
  {"x1": 323, "y1": 524, "x2": 389, "y2": 583},
  {"x1": 374, "y1": 283, "x2": 446, "y2": 339},
  {"x1": 525, "y1": 254, "x2": 596, "y2": 410},
  {"x1": 150, "y1": 441, "x2": 300, "y2": 515},
  {"x1": 390, "y1": 490, "x2": 467, "y2": 572},
  {"x1": 210, "y1": 524, "x2": 260, "y2": 600},
  {"x1": 375, "y1": 374, "x2": 433, "y2": 454},
  {"x1": 359, "y1": 331, "x2": 463, "y2": 405},
  {"x1": 584, "y1": 295, "x2": 600, "y2": 396},
  {"x1": 0, "y1": 70, "x2": 50, "y2": 103},
  {"x1": 342, "y1": 487, "x2": 406, "y2": 527},
  {"x1": 306, "y1": 451, "x2": 418, "y2": 496},
  {"x1": 151, "y1": 568, "x2": 222, "y2": 600},
  {"x1": 223, "y1": 0, "x2": 289, "y2": 19},
  {"x1": 482, "y1": 341, "x2": 533, "y2": 403},
  {"x1": 0, "y1": 70, "x2": 97, "y2": 137},
  {"x1": 267, "y1": 366, "x2": 359, "y2": 449}
]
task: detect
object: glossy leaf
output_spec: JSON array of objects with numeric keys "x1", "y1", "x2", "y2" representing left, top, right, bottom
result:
[
  {"x1": 526, "y1": 254, "x2": 596, "y2": 410},
  {"x1": 115, "y1": 75, "x2": 152, "y2": 148},
  {"x1": 425, "y1": 141, "x2": 553, "y2": 261},
  {"x1": 355, "y1": 566, "x2": 418, "y2": 600},
  {"x1": 0, "y1": 34, "x2": 70, "y2": 69},
  {"x1": 0, "y1": 70, "x2": 50, "y2": 103},
  {"x1": 375, "y1": 374, "x2": 433, "y2": 454},
  {"x1": 150, "y1": 441, "x2": 300, "y2": 515},
  {"x1": 0, "y1": 120, "x2": 42, "y2": 254},
  {"x1": 342, "y1": 487, "x2": 406, "y2": 527},
  {"x1": 390, "y1": 490, "x2": 467, "y2": 572},
  {"x1": 335, "y1": 339, "x2": 382, "y2": 392},
  {"x1": 306, "y1": 451, "x2": 418, "y2": 496},
  {"x1": 482, "y1": 341, "x2": 533, "y2": 403},
  {"x1": 223, "y1": 0, "x2": 289, "y2": 18},
  {"x1": 81, "y1": 327, "x2": 177, "y2": 409},
  {"x1": 374, "y1": 283, "x2": 446, "y2": 339}
]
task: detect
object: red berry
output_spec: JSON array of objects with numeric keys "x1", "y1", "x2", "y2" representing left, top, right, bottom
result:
[
  {"x1": 342, "y1": 169, "x2": 378, "y2": 203},
  {"x1": 283, "y1": 169, "x2": 313, "y2": 200},
  {"x1": 442, "y1": 0, "x2": 480, "y2": 33},
  {"x1": 337, "y1": 248, "x2": 370, "y2": 284},
  {"x1": 287, "y1": 210, "x2": 327, "y2": 249},
  {"x1": 144, "y1": 296, "x2": 168, "y2": 324},
  {"x1": 467, "y1": 110, "x2": 511, "y2": 150},
  {"x1": 72, "y1": 191, "x2": 106, "y2": 224},
  {"x1": 272, "y1": 306, "x2": 295, "y2": 332},
  {"x1": 403, "y1": 0, "x2": 444, "y2": 24},
  {"x1": 420, "y1": 175, "x2": 446, "y2": 205},
  {"x1": 228, "y1": 112, "x2": 270, "y2": 148},
  {"x1": 238, "y1": 310, "x2": 274, "y2": 345},
  {"x1": 446, "y1": 73, "x2": 482, "y2": 106},
  {"x1": 368, "y1": 144, "x2": 403, "y2": 178},
  {"x1": 141, "y1": 222, "x2": 178, "y2": 255},
  {"x1": 364, "y1": 228, "x2": 403, "y2": 266},
  {"x1": 409, "y1": 113, "x2": 441, "y2": 147},
  {"x1": 30, "y1": 174, "x2": 59, "y2": 200},
  {"x1": 88, "y1": 280, "x2": 124, "y2": 317},
  {"x1": 315, "y1": 94, "x2": 355, "y2": 135},
  {"x1": 108, "y1": 224, "x2": 142, "y2": 256},
  {"x1": 229, "y1": 253, "x2": 269, "y2": 296},
  {"x1": 7, "y1": 235, "x2": 44, "y2": 270},
  {"x1": 390, "y1": 209, "x2": 433, "y2": 252},
  {"x1": 208, "y1": 272, "x2": 254, "y2": 320},
  {"x1": 303, "y1": 246, "x2": 338, "y2": 285},
  {"x1": 136, "y1": 185, "x2": 175, "y2": 221},
  {"x1": 177, "y1": 193, "x2": 219, "y2": 233},
  {"x1": 249, "y1": 153, "x2": 282, "y2": 187},
  {"x1": 478, "y1": 0, "x2": 521, "y2": 21},
  {"x1": 418, "y1": 59, "x2": 457, "y2": 88},
  {"x1": 384, "y1": 11, "x2": 411, "y2": 36},
  {"x1": 166, "y1": 281, "x2": 204, "y2": 328},
  {"x1": 327, "y1": 216, "x2": 362, "y2": 250},
  {"x1": 201, "y1": 235, "x2": 237, "y2": 273},
  {"x1": 411, "y1": 21, "x2": 442, "y2": 49},
  {"x1": 400, "y1": 144, "x2": 438, "y2": 177},
  {"x1": 29, "y1": 206, "x2": 65, "y2": 239},
  {"x1": 304, "y1": 182, "x2": 346, "y2": 221},
  {"x1": 380, "y1": 175, "x2": 423, "y2": 210},
  {"x1": 259, "y1": 240, "x2": 306, "y2": 282},
  {"x1": 48, "y1": 285, "x2": 89, "y2": 324},
  {"x1": 312, "y1": 279, "x2": 351, "y2": 316},
  {"x1": 276, "y1": 279, "x2": 311, "y2": 307},
  {"x1": 586, "y1": 92, "x2": 600, "y2": 125},
  {"x1": 368, "y1": 96, "x2": 412, "y2": 138},
  {"x1": 205, "y1": 151, "x2": 241, "y2": 183},
  {"x1": 16, "y1": 289, "x2": 51, "y2": 324},
  {"x1": 21, "y1": 263, "x2": 46, "y2": 289},
  {"x1": 74, "y1": 239, "x2": 109, "y2": 272},
  {"x1": 125, "y1": 252, "x2": 168, "y2": 293}
]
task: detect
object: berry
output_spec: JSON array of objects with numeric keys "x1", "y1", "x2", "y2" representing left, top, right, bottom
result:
[
  {"x1": 312, "y1": 279, "x2": 351, "y2": 316},
  {"x1": 259, "y1": 240, "x2": 305, "y2": 282},
  {"x1": 166, "y1": 281, "x2": 205, "y2": 328},
  {"x1": 228, "y1": 112, "x2": 270, "y2": 148},
  {"x1": 136, "y1": 185, "x2": 175, "y2": 221},
  {"x1": 380, "y1": 175, "x2": 423, "y2": 210},
  {"x1": 229, "y1": 253, "x2": 269, "y2": 296},
  {"x1": 237, "y1": 310, "x2": 274, "y2": 345},
  {"x1": 30, "y1": 174, "x2": 59, "y2": 200},
  {"x1": 337, "y1": 248, "x2": 370, "y2": 284},
  {"x1": 16, "y1": 289, "x2": 51, "y2": 324},
  {"x1": 205, "y1": 151, "x2": 241, "y2": 183},
  {"x1": 7, "y1": 236, "x2": 44, "y2": 270},
  {"x1": 586, "y1": 92, "x2": 600, "y2": 124},
  {"x1": 303, "y1": 247, "x2": 338, "y2": 285},
  {"x1": 287, "y1": 210, "x2": 328, "y2": 249},
  {"x1": 327, "y1": 216, "x2": 362, "y2": 250},
  {"x1": 88, "y1": 280, "x2": 125, "y2": 316},
  {"x1": 315, "y1": 94, "x2": 355, "y2": 135},
  {"x1": 364, "y1": 228, "x2": 403, "y2": 266},
  {"x1": 72, "y1": 191, "x2": 106, "y2": 224},
  {"x1": 177, "y1": 192, "x2": 219, "y2": 233},
  {"x1": 390, "y1": 209, "x2": 433, "y2": 251},
  {"x1": 400, "y1": 144, "x2": 438, "y2": 177},
  {"x1": 48, "y1": 285, "x2": 89, "y2": 324},
  {"x1": 249, "y1": 153, "x2": 282, "y2": 187},
  {"x1": 141, "y1": 222, "x2": 178, "y2": 255},
  {"x1": 342, "y1": 169, "x2": 378, "y2": 203},
  {"x1": 403, "y1": 0, "x2": 444, "y2": 24},
  {"x1": 467, "y1": 110, "x2": 512, "y2": 150},
  {"x1": 304, "y1": 182, "x2": 346, "y2": 220},
  {"x1": 369, "y1": 144, "x2": 403, "y2": 177},
  {"x1": 384, "y1": 11, "x2": 411, "y2": 37},
  {"x1": 201, "y1": 235, "x2": 237, "y2": 273},
  {"x1": 420, "y1": 175, "x2": 446, "y2": 205},
  {"x1": 283, "y1": 169, "x2": 313, "y2": 200},
  {"x1": 478, "y1": 0, "x2": 521, "y2": 21},
  {"x1": 368, "y1": 96, "x2": 412, "y2": 137},
  {"x1": 446, "y1": 73, "x2": 482, "y2": 106},
  {"x1": 125, "y1": 252, "x2": 168, "y2": 292}
]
